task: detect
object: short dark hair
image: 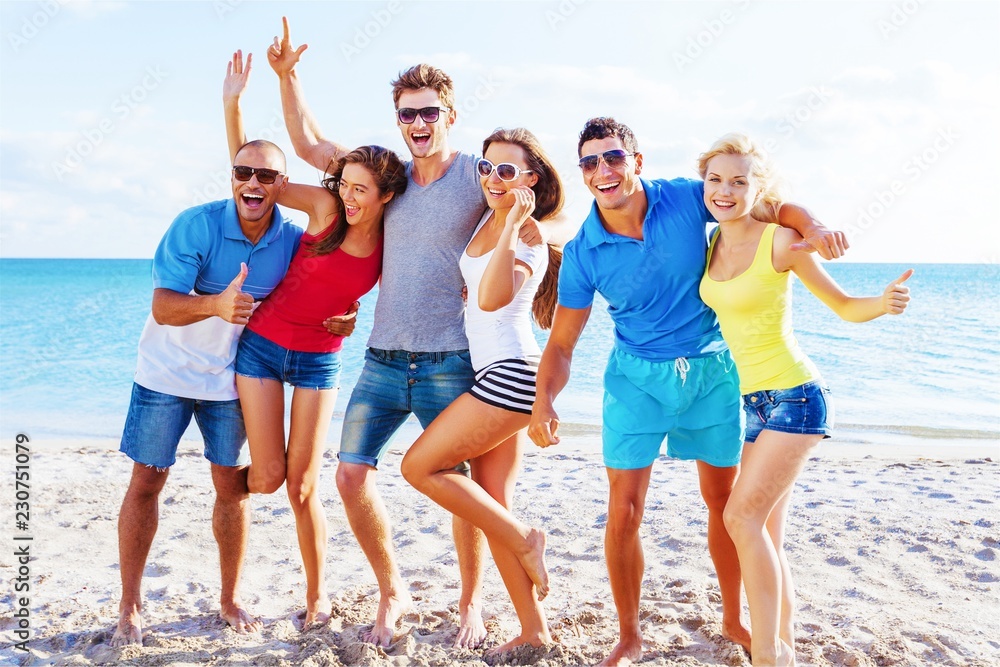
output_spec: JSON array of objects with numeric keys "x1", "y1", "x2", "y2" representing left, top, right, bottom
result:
[
  {"x1": 577, "y1": 117, "x2": 639, "y2": 156},
  {"x1": 234, "y1": 139, "x2": 287, "y2": 172}
]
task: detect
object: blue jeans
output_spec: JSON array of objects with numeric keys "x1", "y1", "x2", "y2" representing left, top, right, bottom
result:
[
  {"x1": 743, "y1": 380, "x2": 834, "y2": 443},
  {"x1": 235, "y1": 329, "x2": 342, "y2": 390},
  {"x1": 119, "y1": 383, "x2": 248, "y2": 469},
  {"x1": 338, "y1": 348, "x2": 474, "y2": 468}
]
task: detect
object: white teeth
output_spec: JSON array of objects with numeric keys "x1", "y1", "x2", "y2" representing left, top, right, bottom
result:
[
  {"x1": 243, "y1": 194, "x2": 263, "y2": 200},
  {"x1": 488, "y1": 188, "x2": 504, "y2": 196},
  {"x1": 596, "y1": 182, "x2": 619, "y2": 191}
]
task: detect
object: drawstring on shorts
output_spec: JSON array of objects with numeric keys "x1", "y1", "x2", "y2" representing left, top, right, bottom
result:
[{"x1": 673, "y1": 357, "x2": 690, "y2": 385}]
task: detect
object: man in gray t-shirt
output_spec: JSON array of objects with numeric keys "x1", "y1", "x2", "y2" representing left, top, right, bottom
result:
[{"x1": 267, "y1": 19, "x2": 542, "y2": 648}]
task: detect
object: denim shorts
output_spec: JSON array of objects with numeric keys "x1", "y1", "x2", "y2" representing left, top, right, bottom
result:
[
  {"x1": 339, "y1": 348, "x2": 474, "y2": 468},
  {"x1": 235, "y1": 329, "x2": 342, "y2": 390},
  {"x1": 743, "y1": 380, "x2": 834, "y2": 443},
  {"x1": 119, "y1": 383, "x2": 249, "y2": 469},
  {"x1": 602, "y1": 347, "x2": 744, "y2": 470}
]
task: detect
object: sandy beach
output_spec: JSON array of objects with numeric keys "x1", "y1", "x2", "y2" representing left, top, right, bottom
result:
[{"x1": 2, "y1": 434, "x2": 997, "y2": 666}]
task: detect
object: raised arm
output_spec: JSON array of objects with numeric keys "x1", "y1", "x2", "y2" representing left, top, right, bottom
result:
[
  {"x1": 528, "y1": 304, "x2": 592, "y2": 448},
  {"x1": 776, "y1": 203, "x2": 850, "y2": 260},
  {"x1": 268, "y1": 16, "x2": 351, "y2": 172},
  {"x1": 480, "y1": 188, "x2": 535, "y2": 312},
  {"x1": 223, "y1": 50, "x2": 251, "y2": 162},
  {"x1": 223, "y1": 49, "x2": 338, "y2": 227},
  {"x1": 774, "y1": 227, "x2": 912, "y2": 323}
]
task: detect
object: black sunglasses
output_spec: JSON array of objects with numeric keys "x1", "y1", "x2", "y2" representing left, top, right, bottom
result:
[
  {"x1": 396, "y1": 106, "x2": 450, "y2": 124},
  {"x1": 578, "y1": 149, "x2": 634, "y2": 175},
  {"x1": 233, "y1": 165, "x2": 283, "y2": 185},
  {"x1": 476, "y1": 158, "x2": 533, "y2": 182}
]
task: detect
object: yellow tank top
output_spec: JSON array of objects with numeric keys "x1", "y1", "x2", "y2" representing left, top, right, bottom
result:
[{"x1": 699, "y1": 224, "x2": 820, "y2": 394}]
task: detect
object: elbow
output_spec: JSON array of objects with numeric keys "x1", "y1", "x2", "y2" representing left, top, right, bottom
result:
[{"x1": 478, "y1": 294, "x2": 512, "y2": 313}]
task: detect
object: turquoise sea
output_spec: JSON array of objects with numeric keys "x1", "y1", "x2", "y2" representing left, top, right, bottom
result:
[{"x1": 1, "y1": 259, "x2": 997, "y2": 451}]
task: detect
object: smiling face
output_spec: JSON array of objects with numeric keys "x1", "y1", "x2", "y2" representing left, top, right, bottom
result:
[
  {"x1": 395, "y1": 88, "x2": 455, "y2": 160},
  {"x1": 579, "y1": 137, "x2": 643, "y2": 212},
  {"x1": 338, "y1": 162, "x2": 394, "y2": 226},
  {"x1": 703, "y1": 153, "x2": 758, "y2": 223},
  {"x1": 480, "y1": 142, "x2": 538, "y2": 210},
  {"x1": 232, "y1": 144, "x2": 287, "y2": 227}
]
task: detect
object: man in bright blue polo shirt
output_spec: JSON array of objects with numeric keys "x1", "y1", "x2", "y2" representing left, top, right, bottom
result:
[
  {"x1": 111, "y1": 140, "x2": 302, "y2": 647},
  {"x1": 528, "y1": 118, "x2": 848, "y2": 666}
]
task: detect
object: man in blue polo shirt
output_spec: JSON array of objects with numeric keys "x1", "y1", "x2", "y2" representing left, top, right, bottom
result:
[
  {"x1": 528, "y1": 118, "x2": 847, "y2": 666},
  {"x1": 111, "y1": 140, "x2": 303, "y2": 647}
]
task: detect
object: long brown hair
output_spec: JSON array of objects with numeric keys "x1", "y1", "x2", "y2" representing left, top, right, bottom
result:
[
  {"x1": 311, "y1": 146, "x2": 407, "y2": 256},
  {"x1": 482, "y1": 128, "x2": 564, "y2": 329}
]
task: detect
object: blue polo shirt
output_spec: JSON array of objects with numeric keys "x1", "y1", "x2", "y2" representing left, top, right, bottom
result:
[
  {"x1": 153, "y1": 198, "x2": 302, "y2": 299},
  {"x1": 134, "y1": 198, "x2": 303, "y2": 401},
  {"x1": 558, "y1": 177, "x2": 726, "y2": 361}
]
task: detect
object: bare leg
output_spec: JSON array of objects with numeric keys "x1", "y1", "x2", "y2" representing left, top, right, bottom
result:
[
  {"x1": 696, "y1": 460, "x2": 751, "y2": 653},
  {"x1": 454, "y1": 515, "x2": 488, "y2": 649},
  {"x1": 212, "y1": 464, "x2": 262, "y2": 634},
  {"x1": 768, "y1": 488, "x2": 797, "y2": 665},
  {"x1": 112, "y1": 464, "x2": 168, "y2": 647},
  {"x1": 723, "y1": 432, "x2": 819, "y2": 666},
  {"x1": 475, "y1": 433, "x2": 551, "y2": 654},
  {"x1": 599, "y1": 466, "x2": 652, "y2": 667},
  {"x1": 236, "y1": 375, "x2": 287, "y2": 494},
  {"x1": 286, "y1": 386, "x2": 338, "y2": 625},
  {"x1": 336, "y1": 461, "x2": 411, "y2": 647},
  {"x1": 401, "y1": 395, "x2": 549, "y2": 599}
]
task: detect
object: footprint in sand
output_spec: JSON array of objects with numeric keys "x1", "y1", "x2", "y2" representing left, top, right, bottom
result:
[{"x1": 826, "y1": 555, "x2": 850, "y2": 567}]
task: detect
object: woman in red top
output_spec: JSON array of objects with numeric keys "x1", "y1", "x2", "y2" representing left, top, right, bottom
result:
[{"x1": 224, "y1": 51, "x2": 406, "y2": 625}]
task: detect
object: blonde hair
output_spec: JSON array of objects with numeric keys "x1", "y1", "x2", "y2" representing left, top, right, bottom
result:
[{"x1": 697, "y1": 133, "x2": 783, "y2": 223}]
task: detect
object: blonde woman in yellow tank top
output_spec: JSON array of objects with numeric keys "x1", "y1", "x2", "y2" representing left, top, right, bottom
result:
[{"x1": 696, "y1": 133, "x2": 913, "y2": 666}]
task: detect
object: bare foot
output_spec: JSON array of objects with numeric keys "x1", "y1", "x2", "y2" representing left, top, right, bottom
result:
[
  {"x1": 454, "y1": 600, "x2": 487, "y2": 649},
  {"x1": 598, "y1": 635, "x2": 642, "y2": 667},
  {"x1": 518, "y1": 528, "x2": 549, "y2": 601},
  {"x1": 220, "y1": 600, "x2": 263, "y2": 634},
  {"x1": 774, "y1": 638, "x2": 795, "y2": 667},
  {"x1": 304, "y1": 598, "x2": 332, "y2": 627},
  {"x1": 722, "y1": 619, "x2": 753, "y2": 655},
  {"x1": 110, "y1": 607, "x2": 143, "y2": 648},
  {"x1": 361, "y1": 592, "x2": 412, "y2": 647},
  {"x1": 485, "y1": 632, "x2": 548, "y2": 658}
]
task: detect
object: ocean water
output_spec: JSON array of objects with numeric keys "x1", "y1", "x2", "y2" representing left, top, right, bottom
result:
[{"x1": 1, "y1": 259, "x2": 997, "y2": 450}]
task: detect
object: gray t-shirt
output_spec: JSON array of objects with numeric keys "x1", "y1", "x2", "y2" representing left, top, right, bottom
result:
[{"x1": 367, "y1": 151, "x2": 487, "y2": 351}]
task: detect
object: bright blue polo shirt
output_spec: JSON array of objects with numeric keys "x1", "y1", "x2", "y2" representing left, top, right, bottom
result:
[
  {"x1": 152, "y1": 198, "x2": 303, "y2": 300},
  {"x1": 558, "y1": 177, "x2": 726, "y2": 361}
]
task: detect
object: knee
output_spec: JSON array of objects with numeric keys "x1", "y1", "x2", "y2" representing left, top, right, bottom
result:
[
  {"x1": 127, "y1": 465, "x2": 168, "y2": 499},
  {"x1": 723, "y1": 500, "x2": 759, "y2": 544},
  {"x1": 701, "y1": 483, "x2": 734, "y2": 516},
  {"x1": 212, "y1": 466, "x2": 250, "y2": 502},
  {"x1": 285, "y1": 476, "x2": 317, "y2": 510},
  {"x1": 335, "y1": 462, "x2": 370, "y2": 498},
  {"x1": 399, "y1": 454, "x2": 429, "y2": 492},
  {"x1": 606, "y1": 500, "x2": 644, "y2": 540}
]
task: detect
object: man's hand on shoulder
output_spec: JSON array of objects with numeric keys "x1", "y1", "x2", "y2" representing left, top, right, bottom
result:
[{"x1": 789, "y1": 226, "x2": 849, "y2": 260}]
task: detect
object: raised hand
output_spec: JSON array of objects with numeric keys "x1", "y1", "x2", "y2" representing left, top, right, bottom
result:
[
  {"x1": 882, "y1": 269, "x2": 913, "y2": 315},
  {"x1": 216, "y1": 263, "x2": 254, "y2": 324},
  {"x1": 508, "y1": 186, "x2": 536, "y2": 229},
  {"x1": 224, "y1": 49, "x2": 252, "y2": 105},
  {"x1": 323, "y1": 300, "x2": 360, "y2": 337},
  {"x1": 267, "y1": 16, "x2": 308, "y2": 77}
]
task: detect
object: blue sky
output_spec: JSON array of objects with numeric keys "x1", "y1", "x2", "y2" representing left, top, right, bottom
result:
[{"x1": 1, "y1": 0, "x2": 997, "y2": 262}]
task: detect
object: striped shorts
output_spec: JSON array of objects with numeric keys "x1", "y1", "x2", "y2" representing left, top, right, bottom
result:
[{"x1": 468, "y1": 357, "x2": 539, "y2": 415}]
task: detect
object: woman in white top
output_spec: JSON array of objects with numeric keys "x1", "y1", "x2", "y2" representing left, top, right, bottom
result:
[{"x1": 401, "y1": 127, "x2": 562, "y2": 654}]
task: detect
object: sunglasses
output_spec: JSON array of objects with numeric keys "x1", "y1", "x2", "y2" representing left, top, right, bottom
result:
[
  {"x1": 477, "y1": 158, "x2": 533, "y2": 182},
  {"x1": 232, "y1": 165, "x2": 283, "y2": 185},
  {"x1": 578, "y1": 149, "x2": 634, "y2": 175},
  {"x1": 396, "y1": 106, "x2": 450, "y2": 124}
]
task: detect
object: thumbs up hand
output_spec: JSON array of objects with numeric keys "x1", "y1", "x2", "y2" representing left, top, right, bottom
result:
[
  {"x1": 216, "y1": 262, "x2": 255, "y2": 324},
  {"x1": 882, "y1": 268, "x2": 913, "y2": 315}
]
